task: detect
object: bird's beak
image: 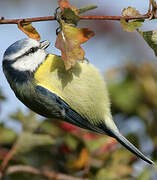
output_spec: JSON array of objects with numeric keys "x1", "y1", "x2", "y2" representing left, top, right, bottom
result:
[{"x1": 40, "y1": 40, "x2": 50, "y2": 49}]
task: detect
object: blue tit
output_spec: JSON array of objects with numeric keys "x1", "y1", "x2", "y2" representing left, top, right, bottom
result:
[{"x1": 2, "y1": 38, "x2": 154, "y2": 165}]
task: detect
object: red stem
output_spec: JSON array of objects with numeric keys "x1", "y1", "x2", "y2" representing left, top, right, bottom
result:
[{"x1": 0, "y1": 13, "x2": 154, "y2": 25}]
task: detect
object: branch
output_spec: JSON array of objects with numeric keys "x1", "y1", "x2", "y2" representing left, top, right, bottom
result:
[
  {"x1": 0, "y1": 142, "x2": 17, "y2": 172},
  {"x1": 80, "y1": 14, "x2": 154, "y2": 20},
  {"x1": 6, "y1": 165, "x2": 88, "y2": 180},
  {"x1": 0, "y1": 13, "x2": 156, "y2": 25},
  {"x1": 0, "y1": 16, "x2": 56, "y2": 24}
]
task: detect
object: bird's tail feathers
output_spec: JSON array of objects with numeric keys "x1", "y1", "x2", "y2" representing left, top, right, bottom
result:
[{"x1": 101, "y1": 124, "x2": 154, "y2": 165}]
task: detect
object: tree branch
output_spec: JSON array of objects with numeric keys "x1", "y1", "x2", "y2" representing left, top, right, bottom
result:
[
  {"x1": 6, "y1": 165, "x2": 88, "y2": 180},
  {"x1": 80, "y1": 14, "x2": 153, "y2": 20},
  {"x1": 0, "y1": 16, "x2": 56, "y2": 24},
  {"x1": 0, "y1": 142, "x2": 17, "y2": 172},
  {"x1": 0, "y1": 13, "x2": 156, "y2": 25}
]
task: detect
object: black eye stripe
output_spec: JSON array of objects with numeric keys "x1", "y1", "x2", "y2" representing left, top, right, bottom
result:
[
  {"x1": 3, "y1": 46, "x2": 39, "y2": 63},
  {"x1": 26, "y1": 46, "x2": 39, "y2": 55}
]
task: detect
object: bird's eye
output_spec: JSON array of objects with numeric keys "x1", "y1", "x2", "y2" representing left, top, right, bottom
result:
[{"x1": 29, "y1": 48, "x2": 36, "y2": 53}]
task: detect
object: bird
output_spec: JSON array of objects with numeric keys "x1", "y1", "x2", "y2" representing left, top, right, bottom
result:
[{"x1": 2, "y1": 38, "x2": 154, "y2": 165}]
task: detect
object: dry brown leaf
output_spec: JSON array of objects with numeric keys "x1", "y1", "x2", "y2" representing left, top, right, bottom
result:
[
  {"x1": 58, "y1": 0, "x2": 70, "y2": 11},
  {"x1": 55, "y1": 21, "x2": 95, "y2": 70},
  {"x1": 18, "y1": 22, "x2": 40, "y2": 40},
  {"x1": 122, "y1": 6, "x2": 141, "y2": 16}
]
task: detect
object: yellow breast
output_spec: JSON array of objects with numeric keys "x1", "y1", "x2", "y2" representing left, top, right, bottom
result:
[{"x1": 34, "y1": 54, "x2": 117, "y2": 130}]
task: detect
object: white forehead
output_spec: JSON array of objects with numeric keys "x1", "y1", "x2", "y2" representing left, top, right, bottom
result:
[{"x1": 3, "y1": 38, "x2": 40, "y2": 61}]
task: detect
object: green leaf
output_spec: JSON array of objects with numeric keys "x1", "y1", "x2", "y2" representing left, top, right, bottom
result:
[
  {"x1": 120, "y1": 18, "x2": 143, "y2": 32},
  {"x1": 78, "y1": 4, "x2": 98, "y2": 14},
  {"x1": 15, "y1": 132, "x2": 55, "y2": 154},
  {"x1": 64, "y1": 134, "x2": 78, "y2": 150},
  {"x1": 108, "y1": 80, "x2": 142, "y2": 113},
  {"x1": 62, "y1": 8, "x2": 80, "y2": 25},
  {"x1": 138, "y1": 30, "x2": 157, "y2": 56}
]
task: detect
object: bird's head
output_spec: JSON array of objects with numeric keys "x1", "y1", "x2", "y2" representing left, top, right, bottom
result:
[{"x1": 3, "y1": 38, "x2": 50, "y2": 73}]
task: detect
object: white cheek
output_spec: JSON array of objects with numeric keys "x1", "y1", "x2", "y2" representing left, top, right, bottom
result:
[{"x1": 12, "y1": 50, "x2": 47, "y2": 72}]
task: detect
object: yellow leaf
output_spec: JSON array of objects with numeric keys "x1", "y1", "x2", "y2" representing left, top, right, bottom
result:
[
  {"x1": 18, "y1": 22, "x2": 40, "y2": 40},
  {"x1": 71, "y1": 148, "x2": 89, "y2": 169},
  {"x1": 120, "y1": 18, "x2": 143, "y2": 32}
]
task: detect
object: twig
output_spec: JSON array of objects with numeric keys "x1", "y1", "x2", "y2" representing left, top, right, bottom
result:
[
  {"x1": 0, "y1": 142, "x2": 17, "y2": 172},
  {"x1": 148, "y1": 0, "x2": 152, "y2": 13},
  {"x1": 42, "y1": 170, "x2": 87, "y2": 180},
  {"x1": 0, "y1": 13, "x2": 156, "y2": 25},
  {"x1": 0, "y1": 147, "x2": 9, "y2": 160},
  {"x1": 0, "y1": 16, "x2": 56, "y2": 24},
  {"x1": 6, "y1": 165, "x2": 88, "y2": 180},
  {"x1": 7, "y1": 165, "x2": 40, "y2": 175},
  {"x1": 80, "y1": 14, "x2": 155, "y2": 20}
]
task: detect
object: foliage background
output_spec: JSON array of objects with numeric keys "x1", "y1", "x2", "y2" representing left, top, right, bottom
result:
[{"x1": 0, "y1": 0, "x2": 157, "y2": 179}]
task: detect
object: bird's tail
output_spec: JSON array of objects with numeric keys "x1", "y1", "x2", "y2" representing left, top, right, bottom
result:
[{"x1": 104, "y1": 126, "x2": 154, "y2": 165}]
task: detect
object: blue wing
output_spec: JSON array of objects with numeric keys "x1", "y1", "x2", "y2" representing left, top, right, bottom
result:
[
  {"x1": 35, "y1": 86, "x2": 154, "y2": 164},
  {"x1": 36, "y1": 85, "x2": 104, "y2": 134}
]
